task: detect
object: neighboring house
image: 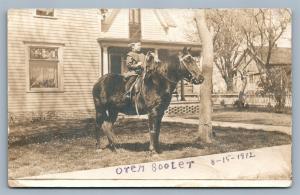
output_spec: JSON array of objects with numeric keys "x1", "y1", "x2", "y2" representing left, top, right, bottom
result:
[
  {"x1": 213, "y1": 22, "x2": 291, "y2": 95},
  {"x1": 212, "y1": 46, "x2": 292, "y2": 107},
  {"x1": 234, "y1": 46, "x2": 292, "y2": 95},
  {"x1": 8, "y1": 9, "x2": 202, "y2": 123}
]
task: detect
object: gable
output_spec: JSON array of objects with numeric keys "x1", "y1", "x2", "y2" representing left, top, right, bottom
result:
[
  {"x1": 101, "y1": 9, "x2": 120, "y2": 32},
  {"x1": 153, "y1": 9, "x2": 176, "y2": 29},
  {"x1": 101, "y1": 9, "x2": 129, "y2": 38},
  {"x1": 101, "y1": 9, "x2": 197, "y2": 43},
  {"x1": 258, "y1": 47, "x2": 291, "y2": 65},
  {"x1": 247, "y1": 47, "x2": 292, "y2": 66}
]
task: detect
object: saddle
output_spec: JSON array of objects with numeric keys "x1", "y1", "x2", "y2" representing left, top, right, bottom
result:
[
  {"x1": 123, "y1": 74, "x2": 145, "y2": 115},
  {"x1": 124, "y1": 75, "x2": 143, "y2": 100}
]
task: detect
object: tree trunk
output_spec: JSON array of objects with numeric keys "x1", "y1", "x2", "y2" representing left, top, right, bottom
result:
[
  {"x1": 226, "y1": 76, "x2": 234, "y2": 92},
  {"x1": 238, "y1": 73, "x2": 248, "y2": 109},
  {"x1": 195, "y1": 10, "x2": 213, "y2": 143}
]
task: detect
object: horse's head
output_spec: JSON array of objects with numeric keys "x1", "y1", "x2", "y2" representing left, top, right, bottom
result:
[
  {"x1": 145, "y1": 51, "x2": 159, "y2": 71},
  {"x1": 178, "y1": 47, "x2": 204, "y2": 85},
  {"x1": 145, "y1": 51, "x2": 155, "y2": 62}
]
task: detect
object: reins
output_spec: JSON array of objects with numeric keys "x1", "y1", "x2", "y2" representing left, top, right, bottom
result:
[
  {"x1": 135, "y1": 51, "x2": 152, "y2": 116},
  {"x1": 159, "y1": 72, "x2": 178, "y2": 84}
]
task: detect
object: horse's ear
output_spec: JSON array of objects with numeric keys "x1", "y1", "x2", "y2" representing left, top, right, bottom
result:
[
  {"x1": 178, "y1": 51, "x2": 183, "y2": 57},
  {"x1": 183, "y1": 47, "x2": 188, "y2": 54},
  {"x1": 188, "y1": 47, "x2": 192, "y2": 52},
  {"x1": 146, "y1": 53, "x2": 153, "y2": 62}
]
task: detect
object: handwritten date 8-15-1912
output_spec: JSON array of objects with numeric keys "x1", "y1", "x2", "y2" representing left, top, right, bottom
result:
[{"x1": 210, "y1": 151, "x2": 256, "y2": 166}]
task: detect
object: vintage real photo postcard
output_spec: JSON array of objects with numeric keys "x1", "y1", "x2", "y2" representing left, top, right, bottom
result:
[{"x1": 8, "y1": 8, "x2": 292, "y2": 187}]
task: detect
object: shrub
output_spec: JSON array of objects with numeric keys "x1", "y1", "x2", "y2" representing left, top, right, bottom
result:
[{"x1": 220, "y1": 99, "x2": 226, "y2": 107}]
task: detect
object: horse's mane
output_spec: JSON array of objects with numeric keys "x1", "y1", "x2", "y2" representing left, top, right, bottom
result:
[
  {"x1": 147, "y1": 54, "x2": 180, "y2": 75},
  {"x1": 143, "y1": 54, "x2": 182, "y2": 85}
]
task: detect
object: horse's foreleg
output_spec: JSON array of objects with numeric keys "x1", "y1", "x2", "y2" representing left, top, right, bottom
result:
[
  {"x1": 148, "y1": 114, "x2": 155, "y2": 152},
  {"x1": 154, "y1": 115, "x2": 163, "y2": 153},
  {"x1": 155, "y1": 116, "x2": 162, "y2": 148},
  {"x1": 148, "y1": 109, "x2": 163, "y2": 153}
]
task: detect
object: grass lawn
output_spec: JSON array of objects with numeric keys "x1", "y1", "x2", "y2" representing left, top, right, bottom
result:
[
  {"x1": 8, "y1": 118, "x2": 291, "y2": 179},
  {"x1": 183, "y1": 111, "x2": 292, "y2": 126}
]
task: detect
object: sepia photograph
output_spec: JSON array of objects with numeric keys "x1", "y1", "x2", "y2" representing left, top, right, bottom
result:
[{"x1": 7, "y1": 8, "x2": 292, "y2": 187}]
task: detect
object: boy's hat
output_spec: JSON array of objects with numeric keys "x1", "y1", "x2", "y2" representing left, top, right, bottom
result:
[{"x1": 128, "y1": 42, "x2": 141, "y2": 48}]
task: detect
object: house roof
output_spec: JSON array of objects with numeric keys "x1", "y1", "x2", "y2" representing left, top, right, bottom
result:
[
  {"x1": 153, "y1": 9, "x2": 177, "y2": 29},
  {"x1": 101, "y1": 9, "x2": 177, "y2": 33},
  {"x1": 250, "y1": 47, "x2": 292, "y2": 66}
]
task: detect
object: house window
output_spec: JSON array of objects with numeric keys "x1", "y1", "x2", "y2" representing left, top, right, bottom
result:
[
  {"x1": 249, "y1": 74, "x2": 254, "y2": 83},
  {"x1": 26, "y1": 44, "x2": 64, "y2": 92},
  {"x1": 129, "y1": 9, "x2": 141, "y2": 24},
  {"x1": 35, "y1": 9, "x2": 55, "y2": 17},
  {"x1": 129, "y1": 9, "x2": 141, "y2": 40},
  {"x1": 100, "y1": 9, "x2": 109, "y2": 22}
]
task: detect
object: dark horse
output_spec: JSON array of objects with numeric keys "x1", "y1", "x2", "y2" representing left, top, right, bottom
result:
[{"x1": 92, "y1": 47, "x2": 204, "y2": 153}]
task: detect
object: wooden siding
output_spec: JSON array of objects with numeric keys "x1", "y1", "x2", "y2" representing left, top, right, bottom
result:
[
  {"x1": 8, "y1": 8, "x2": 201, "y2": 120},
  {"x1": 8, "y1": 9, "x2": 101, "y2": 113}
]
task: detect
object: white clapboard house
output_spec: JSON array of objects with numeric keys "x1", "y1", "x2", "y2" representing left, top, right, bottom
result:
[{"x1": 8, "y1": 9, "x2": 203, "y2": 123}]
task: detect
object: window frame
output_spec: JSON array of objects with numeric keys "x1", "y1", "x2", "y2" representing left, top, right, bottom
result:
[
  {"x1": 34, "y1": 9, "x2": 57, "y2": 19},
  {"x1": 24, "y1": 42, "x2": 64, "y2": 93}
]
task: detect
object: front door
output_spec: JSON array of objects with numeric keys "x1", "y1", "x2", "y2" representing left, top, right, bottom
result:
[
  {"x1": 109, "y1": 53, "x2": 127, "y2": 74},
  {"x1": 110, "y1": 54, "x2": 122, "y2": 74}
]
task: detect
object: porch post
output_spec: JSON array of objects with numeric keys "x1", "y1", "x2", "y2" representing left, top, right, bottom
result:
[
  {"x1": 154, "y1": 48, "x2": 158, "y2": 55},
  {"x1": 103, "y1": 46, "x2": 109, "y2": 75},
  {"x1": 180, "y1": 80, "x2": 186, "y2": 101},
  {"x1": 154, "y1": 48, "x2": 159, "y2": 62},
  {"x1": 98, "y1": 46, "x2": 102, "y2": 77}
]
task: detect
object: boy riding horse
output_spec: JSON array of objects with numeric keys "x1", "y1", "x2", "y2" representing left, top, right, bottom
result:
[
  {"x1": 123, "y1": 42, "x2": 145, "y2": 99},
  {"x1": 124, "y1": 42, "x2": 159, "y2": 99}
]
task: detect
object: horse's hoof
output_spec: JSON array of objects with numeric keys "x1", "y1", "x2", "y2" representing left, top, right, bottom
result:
[
  {"x1": 150, "y1": 151, "x2": 161, "y2": 158},
  {"x1": 149, "y1": 145, "x2": 154, "y2": 152},
  {"x1": 111, "y1": 147, "x2": 118, "y2": 153},
  {"x1": 149, "y1": 149, "x2": 160, "y2": 157},
  {"x1": 148, "y1": 150, "x2": 155, "y2": 156},
  {"x1": 155, "y1": 147, "x2": 162, "y2": 154},
  {"x1": 108, "y1": 144, "x2": 118, "y2": 152}
]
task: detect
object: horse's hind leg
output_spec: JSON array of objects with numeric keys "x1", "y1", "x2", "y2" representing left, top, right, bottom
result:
[
  {"x1": 95, "y1": 110, "x2": 105, "y2": 150},
  {"x1": 102, "y1": 110, "x2": 119, "y2": 151}
]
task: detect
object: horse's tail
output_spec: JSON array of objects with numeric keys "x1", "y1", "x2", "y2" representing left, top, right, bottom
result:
[{"x1": 92, "y1": 77, "x2": 108, "y2": 119}]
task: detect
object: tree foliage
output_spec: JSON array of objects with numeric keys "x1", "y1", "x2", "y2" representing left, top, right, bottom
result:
[{"x1": 206, "y1": 9, "x2": 246, "y2": 92}]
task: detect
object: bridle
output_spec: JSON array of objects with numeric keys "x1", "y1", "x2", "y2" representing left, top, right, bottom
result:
[
  {"x1": 155, "y1": 53, "x2": 197, "y2": 84},
  {"x1": 179, "y1": 54, "x2": 199, "y2": 82}
]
